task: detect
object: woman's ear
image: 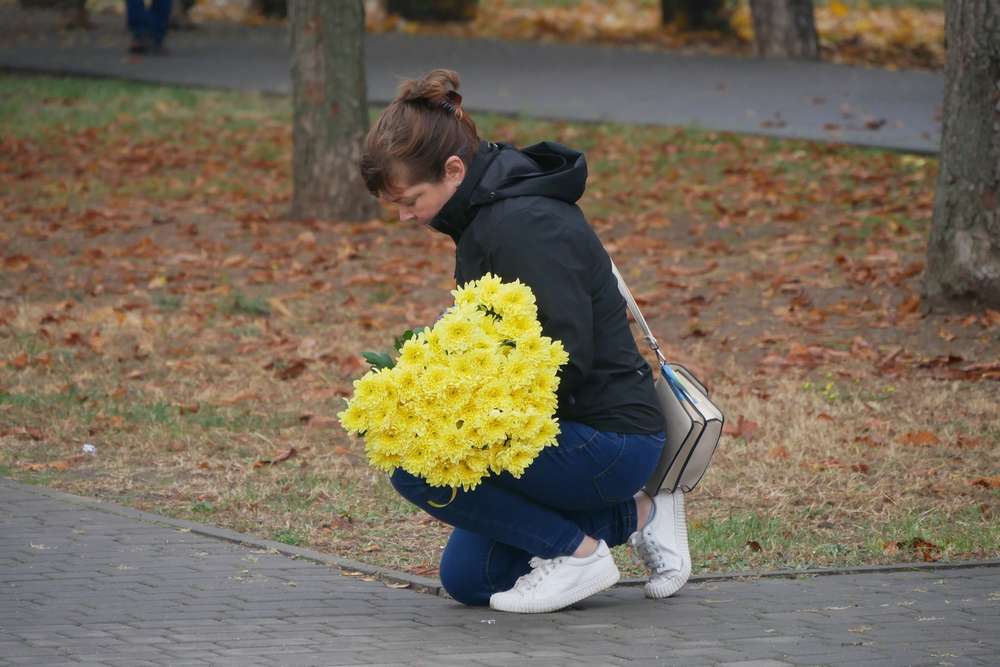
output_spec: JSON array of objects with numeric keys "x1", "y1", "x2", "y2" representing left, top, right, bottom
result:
[{"x1": 444, "y1": 155, "x2": 466, "y2": 187}]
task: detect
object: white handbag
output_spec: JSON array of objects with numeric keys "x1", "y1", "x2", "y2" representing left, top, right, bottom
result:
[{"x1": 611, "y1": 261, "x2": 725, "y2": 495}]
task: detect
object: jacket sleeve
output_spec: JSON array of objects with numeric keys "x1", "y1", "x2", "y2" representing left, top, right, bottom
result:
[{"x1": 480, "y1": 207, "x2": 595, "y2": 405}]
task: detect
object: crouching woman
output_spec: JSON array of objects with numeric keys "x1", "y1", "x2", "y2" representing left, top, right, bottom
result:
[{"x1": 358, "y1": 69, "x2": 690, "y2": 613}]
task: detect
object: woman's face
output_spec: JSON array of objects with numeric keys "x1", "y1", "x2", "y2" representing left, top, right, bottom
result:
[{"x1": 381, "y1": 155, "x2": 466, "y2": 225}]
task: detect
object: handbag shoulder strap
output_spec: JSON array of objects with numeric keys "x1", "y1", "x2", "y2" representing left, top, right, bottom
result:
[
  {"x1": 609, "y1": 259, "x2": 666, "y2": 365},
  {"x1": 610, "y1": 258, "x2": 694, "y2": 402}
]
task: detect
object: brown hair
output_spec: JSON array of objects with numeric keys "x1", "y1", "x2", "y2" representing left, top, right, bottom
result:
[{"x1": 360, "y1": 69, "x2": 480, "y2": 196}]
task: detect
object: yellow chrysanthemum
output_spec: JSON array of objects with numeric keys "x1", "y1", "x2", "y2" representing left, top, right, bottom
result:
[
  {"x1": 545, "y1": 338, "x2": 569, "y2": 367},
  {"x1": 438, "y1": 317, "x2": 473, "y2": 352},
  {"x1": 339, "y1": 274, "x2": 568, "y2": 491},
  {"x1": 393, "y1": 366, "x2": 420, "y2": 397},
  {"x1": 472, "y1": 379, "x2": 505, "y2": 408},
  {"x1": 494, "y1": 280, "x2": 535, "y2": 312},
  {"x1": 514, "y1": 334, "x2": 548, "y2": 360},
  {"x1": 496, "y1": 312, "x2": 535, "y2": 340},
  {"x1": 472, "y1": 274, "x2": 504, "y2": 301},
  {"x1": 466, "y1": 347, "x2": 498, "y2": 375},
  {"x1": 398, "y1": 337, "x2": 428, "y2": 366},
  {"x1": 419, "y1": 363, "x2": 451, "y2": 394}
]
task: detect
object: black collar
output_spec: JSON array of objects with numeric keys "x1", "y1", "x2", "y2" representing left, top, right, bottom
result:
[{"x1": 429, "y1": 141, "x2": 501, "y2": 243}]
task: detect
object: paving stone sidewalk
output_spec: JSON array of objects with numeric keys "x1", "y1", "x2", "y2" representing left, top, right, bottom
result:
[
  {"x1": 0, "y1": 6, "x2": 942, "y2": 153},
  {"x1": 2, "y1": 478, "x2": 998, "y2": 666}
]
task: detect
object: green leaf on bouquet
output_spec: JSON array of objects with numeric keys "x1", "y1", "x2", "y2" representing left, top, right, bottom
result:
[
  {"x1": 393, "y1": 327, "x2": 428, "y2": 353},
  {"x1": 362, "y1": 351, "x2": 395, "y2": 370}
]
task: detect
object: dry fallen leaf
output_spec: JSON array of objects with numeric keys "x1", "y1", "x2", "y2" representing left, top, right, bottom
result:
[
  {"x1": 217, "y1": 390, "x2": 260, "y2": 405},
  {"x1": 268, "y1": 297, "x2": 293, "y2": 318},
  {"x1": 899, "y1": 430, "x2": 940, "y2": 447},
  {"x1": 274, "y1": 359, "x2": 308, "y2": 381},
  {"x1": 724, "y1": 415, "x2": 759, "y2": 442},
  {"x1": 19, "y1": 454, "x2": 87, "y2": 472},
  {"x1": 767, "y1": 445, "x2": 790, "y2": 460},
  {"x1": 305, "y1": 415, "x2": 340, "y2": 429},
  {"x1": 1, "y1": 426, "x2": 45, "y2": 441},
  {"x1": 253, "y1": 447, "x2": 297, "y2": 469},
  {"x1": 971, "y1": 476, "x2": 1000, "y2": 490}
]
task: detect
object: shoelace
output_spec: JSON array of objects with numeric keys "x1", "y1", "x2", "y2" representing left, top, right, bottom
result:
[
  {"x1": 513, "y1": 555, "x2": 564, "y2": 592},
  {"x1": 629, "y1": 527, "x2": 672, "y2": 574}
]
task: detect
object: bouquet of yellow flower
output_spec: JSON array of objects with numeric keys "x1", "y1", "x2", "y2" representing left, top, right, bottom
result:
[{"x1": 338, "y1": 274, "x2": 569, "y2": 491}]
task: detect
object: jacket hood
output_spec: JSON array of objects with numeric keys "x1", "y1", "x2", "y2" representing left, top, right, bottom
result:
[{"x1": 430, "y1": 140, "x2": 588, "y2": 242}]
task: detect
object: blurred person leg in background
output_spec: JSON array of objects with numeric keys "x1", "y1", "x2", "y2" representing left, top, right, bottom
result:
[{"x1": 125, "y1": 0, "x2": 173, "y2": 54}]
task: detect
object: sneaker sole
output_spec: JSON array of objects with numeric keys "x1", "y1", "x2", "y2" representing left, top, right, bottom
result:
[
  {"x1": 645, "y1": 491, "x2": 690, "y2": 599},
  {"x1": 489, "y1": 566, "x2": 620, "y2": 614}
]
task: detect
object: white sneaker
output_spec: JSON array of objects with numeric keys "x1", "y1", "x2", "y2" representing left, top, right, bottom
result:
[
  {"x1": 489, "y1": 540, "x2": 620, "y2": 613},
  {"x1": 628, "y1": 489, "x2": 691, "y2": 599}
]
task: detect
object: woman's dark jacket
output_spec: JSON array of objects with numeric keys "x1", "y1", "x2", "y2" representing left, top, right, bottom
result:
[{"x1": 430, "y1": 140, "x2": 664, "y2": 435}]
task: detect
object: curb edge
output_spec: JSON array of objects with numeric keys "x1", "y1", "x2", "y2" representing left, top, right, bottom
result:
[{"x1": 6, "y1": 478, "x2": 999, "y2": 597}]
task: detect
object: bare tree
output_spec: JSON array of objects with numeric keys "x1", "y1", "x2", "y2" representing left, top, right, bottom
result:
[
  {"x1": 289, "y1": 0, "x2": 379, "y2": 221},
  {"x1": 923, "y1": 0, "x2": 1000, "y2": 309},
  {"x1": 749, "y1": 0, "x2": 818, "y2": 59}
]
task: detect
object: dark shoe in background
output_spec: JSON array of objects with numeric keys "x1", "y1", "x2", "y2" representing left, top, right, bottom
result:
[{"x1": 128, "y1": 35, "x2": 152, "y2": 54}]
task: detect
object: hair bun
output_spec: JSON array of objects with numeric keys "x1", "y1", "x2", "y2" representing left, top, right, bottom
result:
[{"x1": 395, "y1": 69, "x2": 462, "y2": 108}]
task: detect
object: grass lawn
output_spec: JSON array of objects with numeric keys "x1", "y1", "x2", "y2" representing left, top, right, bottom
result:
[{"x1": 1, "y1": 74, "x2": 997, "y2": 582}]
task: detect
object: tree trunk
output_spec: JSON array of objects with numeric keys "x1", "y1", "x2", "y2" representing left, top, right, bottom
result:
[
  {"x1": 660, "y1": 0, "x2": 727, "y2": 30},
  {"x1": 922, "y1": 0, "x2": 1000, "y2": 309},
  {"x1": 748, "y1": 0, "x2": 818, "y2": 59},
  {"x1": 289, "y1": 0, "x2": 379, "y2": 221}
]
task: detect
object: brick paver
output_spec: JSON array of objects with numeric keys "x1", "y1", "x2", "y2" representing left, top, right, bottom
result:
[{"x1": 1, "y1": 478, "x2": 997, "y2": 666}]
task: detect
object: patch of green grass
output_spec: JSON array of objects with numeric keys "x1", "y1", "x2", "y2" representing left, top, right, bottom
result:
[
  {"x1": 0, "y1": 74, "x2": 288, "y2": 140},
  {"x1": 869, "y1": 507, "x2": 1000, "y2": 560},
  {"x1": 271, "y1": 529, "x2": 305, "y2": 546},
  {"x1": 249, "y1": 141, "x2": 285, "y2": 163},
  {"x1": 119, "y1": 175, "x2": 203, "y2": 201},
  {"x1": 185, "y1": 405, "x2": 290, "y2": 431},
  {"x1": 856, "y1": 383, "x2": 897, "y2": 402},
  {"x1": 232, "y1": 324, "x2": 262, "y2": 338},
  {"x1": 0, "y1": 388, "x2": 92, "y2": 414},
  {"x1": 368, "y1": 285, "x2": 395, "y2": 303},
  {"x1": 231, "y1": 293, "x2": 271, "y2": 317},
  {"x1": 690, "y1": 511, "x2": 789, "y2": 570},
  {"x1": 191, "y1": 501, "x2": 216, "y2": 514},
  {"x1": 0, "y1": 389, "x2": 292, "y2": 433},
  {"x1": 801, "y1": 377, "x2": 898, "y2": 404},
  {"x1": 112, "y1": 401, "x2": 176, "y2": 425},
  {"x1": 11, "y1": 331, "x2": 48, "y2": 357},
  {"x1": 154, "y1": 294, "x2": 183, "y2": 312}
]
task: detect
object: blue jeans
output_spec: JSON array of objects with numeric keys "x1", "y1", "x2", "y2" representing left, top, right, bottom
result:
[
  {"x1": 125, "y1": 0, "x2": 173, "y2": 44},
  {"x1": 390, "y1": 421, "x2": 665, "y2": 606}
]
